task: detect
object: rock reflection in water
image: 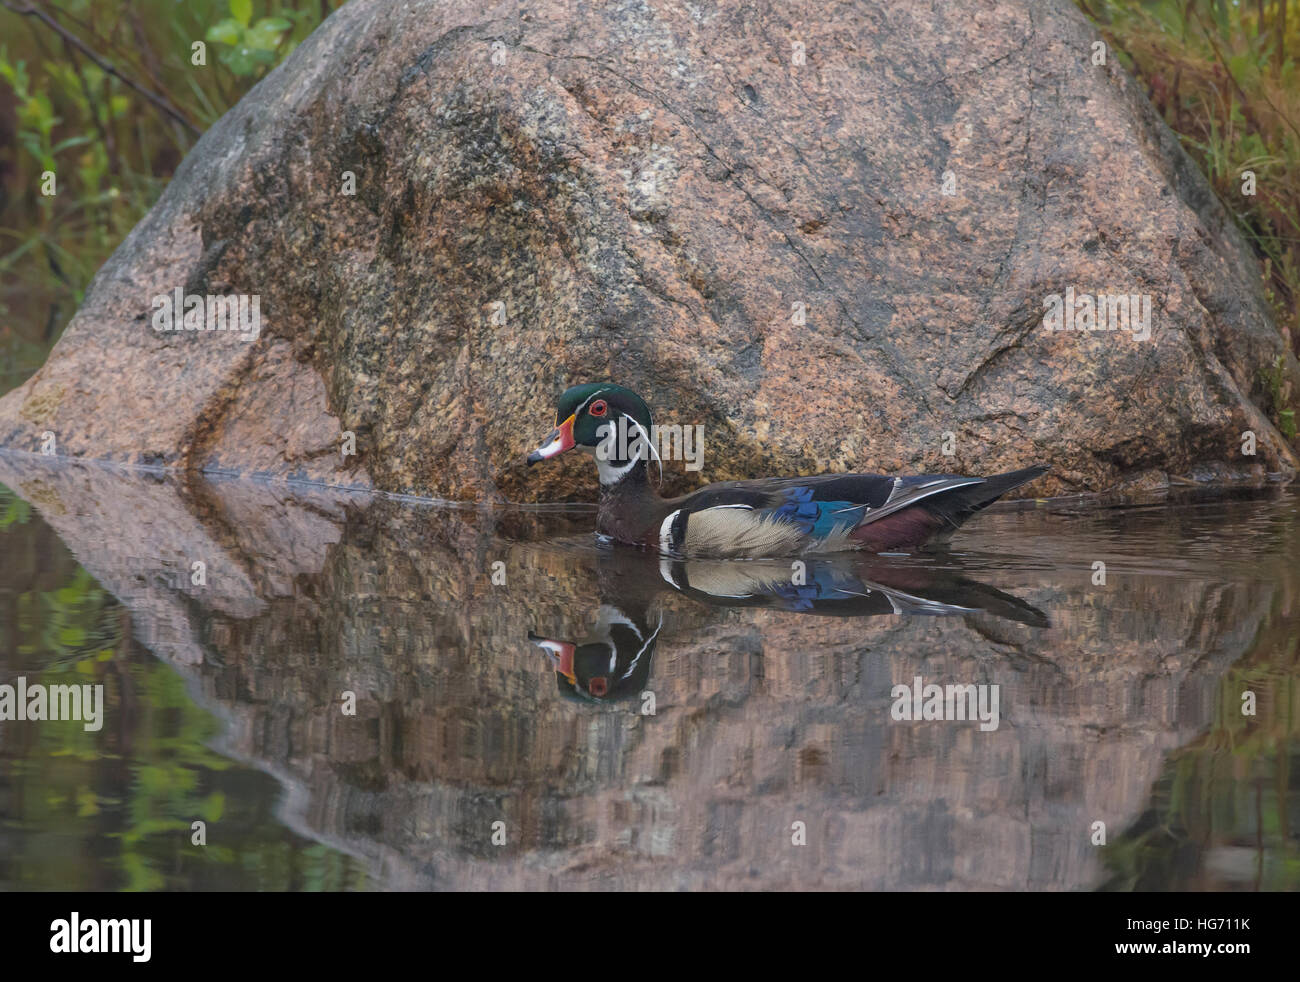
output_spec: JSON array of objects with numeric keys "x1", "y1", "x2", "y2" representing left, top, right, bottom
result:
[{"x1": 0, "y1": 454, "x2": 1296, "y2": 891}]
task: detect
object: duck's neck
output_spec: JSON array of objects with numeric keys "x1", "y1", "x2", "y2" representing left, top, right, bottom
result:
[
  {"x1": 594, "y1": 413, "x2": 659, "y2": 496},
  {"x1": 595, "y1": 458, "x2": 662, "y2": 542}
]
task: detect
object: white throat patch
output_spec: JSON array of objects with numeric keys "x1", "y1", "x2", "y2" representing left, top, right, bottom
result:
[{"x1": 597, "y1": 456, "x2": 639, "y2": 486}]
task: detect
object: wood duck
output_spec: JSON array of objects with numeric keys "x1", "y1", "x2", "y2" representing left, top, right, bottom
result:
[
  {"x1": 528, "y1": 551, "x2": 1047, "y2": 701},
  {"x1": 527, "y1": 383, "x2": 1048, "y2": 558}
]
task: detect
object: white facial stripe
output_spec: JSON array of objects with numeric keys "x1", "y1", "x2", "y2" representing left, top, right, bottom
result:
[
  {"x1": 624, "y1": 415, "x2": 656, "y2": 458},
  {"x1": 595, "y1": 605, "x2": 642, "y2": 643},
  {"x1": 619, "y1": 612, "x2": 663, "y2": 680},
  {"x1": 625, "y1": 414, "x2": 663, "y2": 483},
  {"x1": 574, "y1": 391, "x2": 604, "y2": 416}
]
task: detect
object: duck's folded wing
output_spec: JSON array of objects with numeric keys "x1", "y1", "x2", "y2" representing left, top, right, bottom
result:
[
  {"x1": 836, "y1": 475, "x2": 986, "y2": 526},
  {"x1": 663, "y1": 472, "x2": 1028, "y2": 556}
]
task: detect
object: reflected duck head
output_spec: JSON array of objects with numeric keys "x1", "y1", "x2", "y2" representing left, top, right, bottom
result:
[{"x1": 528, "y1": 604, "x2": 661, "y2": 703}]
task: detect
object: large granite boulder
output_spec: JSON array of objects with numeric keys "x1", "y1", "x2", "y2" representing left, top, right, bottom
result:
[{"x1": 1, "y1": 0, "x2": 1296, "y2": 500}]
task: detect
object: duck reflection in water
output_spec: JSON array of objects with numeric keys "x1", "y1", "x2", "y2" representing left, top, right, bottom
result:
[{"x1": 530, "y1": 552, "x2": 1048, "y2": 703}]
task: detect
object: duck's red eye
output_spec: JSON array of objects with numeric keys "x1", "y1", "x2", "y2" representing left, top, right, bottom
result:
[{"x1": 589, "y1": 399, "x2": 608, "y2": 417}]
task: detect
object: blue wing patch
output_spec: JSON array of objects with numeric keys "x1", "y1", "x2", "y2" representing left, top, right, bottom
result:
[
  {"x1": 770, "y1": 486, "x2": 867, "y2": 538},
  {"x1": 770, "y1": 563, "x2": 866, "y2": 611}
]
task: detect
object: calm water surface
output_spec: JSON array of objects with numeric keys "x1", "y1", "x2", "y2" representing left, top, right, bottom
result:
[{"x1": 1, "y1": 454, "x2": 1297, "y2": 890}]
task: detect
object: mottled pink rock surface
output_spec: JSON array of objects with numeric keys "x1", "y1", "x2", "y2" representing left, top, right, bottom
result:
[{"x1": 1, "y1": 0, "x2": 1296, "y2": 500}]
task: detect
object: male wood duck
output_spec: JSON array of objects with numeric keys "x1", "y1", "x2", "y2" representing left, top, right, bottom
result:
[
  {"x1": 528, "y1": 551, "x2": 1047, "y2": 701},
  {"x1": 527, "y1": 383, "x2": 1048, "y2": 558}
]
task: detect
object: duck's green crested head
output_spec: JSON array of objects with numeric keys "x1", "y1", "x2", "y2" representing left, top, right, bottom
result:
[{"x1": 526, "y1": 382, "x2": 653, "y2": 466}]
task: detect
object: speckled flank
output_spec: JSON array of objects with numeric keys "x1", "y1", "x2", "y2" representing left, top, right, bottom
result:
[
  {"x1": 0, "y1": 0, "x2": 1295, "y2": 499},
  {"x1": 681, "y1": 506, "x2": 809, "y2": 557}
]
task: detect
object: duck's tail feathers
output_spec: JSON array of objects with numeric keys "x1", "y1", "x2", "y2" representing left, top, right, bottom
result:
[{"x1": 922, "y1": 465, "x2": 1049, "y2": 529}]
